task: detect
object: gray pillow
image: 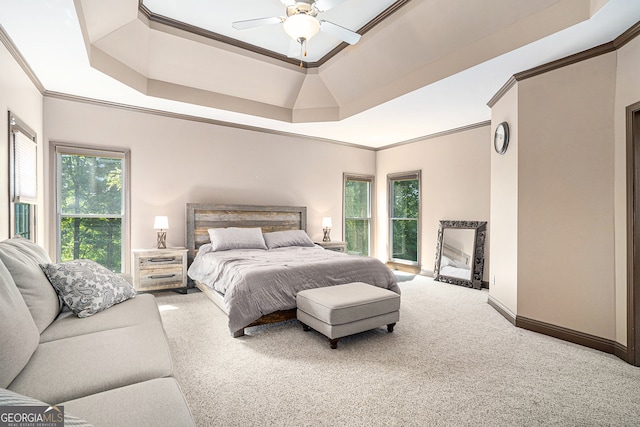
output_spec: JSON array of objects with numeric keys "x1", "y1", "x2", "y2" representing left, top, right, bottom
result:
[
  {"x1": 0, "y1": 258, "x2": 39, "y2": 388},
  {"x1": 40, "y1": 260, "x2": 136, "y2": 318},
  {"x1": 0, "y1": 237, "x2": 61, "y2": 333},
  {"x1": 263, "y1": 230, "x2": 315, "y2": 249},
  {"x1": 0, "y1": 388, "x2": 92, "y2": 426},
  {"x1": 207, "y1": 227, "x2": 267, "y2": 251}
]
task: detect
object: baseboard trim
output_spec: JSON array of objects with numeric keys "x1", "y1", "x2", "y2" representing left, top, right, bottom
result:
[
  {"x1": 487, "y1": 298, "x2": 628, "y2": 360},
  {"x1": 487, "y1": 295, "x2": 516, "y2": 326}
]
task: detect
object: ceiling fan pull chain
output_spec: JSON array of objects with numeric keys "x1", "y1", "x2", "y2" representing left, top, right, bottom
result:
[{"x1": 299, "y1": 40, "x2": 303, "y2": 67}]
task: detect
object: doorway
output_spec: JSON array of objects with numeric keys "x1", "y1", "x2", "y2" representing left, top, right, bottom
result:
[{"x1": 627, "y1": 100, "x2": 640, "y2": 366}]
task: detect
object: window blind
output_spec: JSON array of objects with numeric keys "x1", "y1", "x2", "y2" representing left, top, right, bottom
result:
[{"x1": 13, "y1": 130, "x2": 38, "y2": 203}]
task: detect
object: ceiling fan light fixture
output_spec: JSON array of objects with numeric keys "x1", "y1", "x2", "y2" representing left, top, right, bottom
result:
[{"x1": 283, "y1": 13, "x2": 320, "y2": 42}]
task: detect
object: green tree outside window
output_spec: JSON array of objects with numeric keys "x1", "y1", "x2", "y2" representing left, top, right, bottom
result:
[
  {"x1": 58, "y1": 152, "x2": 124, "y2": 272},
  {"x1": 344, "y1": 176, "x2": 373, "y2": 256},
  {"x1": 389, "y1": 174, "x2": 420, "y2": 263}
]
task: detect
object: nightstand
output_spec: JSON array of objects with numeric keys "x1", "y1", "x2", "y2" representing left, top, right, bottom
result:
[
  {"x1": 132, "y1": 248, "x2": 188, "y2": 292},
  {"x1": 315, "y1": 241, "x2": 347, "y2": 253}
]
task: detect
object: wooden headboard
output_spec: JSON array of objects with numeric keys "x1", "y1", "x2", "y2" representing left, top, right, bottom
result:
[{"x1": 185, "y1": 203, "x2": 307, "y2": 264}]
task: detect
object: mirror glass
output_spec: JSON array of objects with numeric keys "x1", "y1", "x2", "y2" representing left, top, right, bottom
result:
[
  {"x1": 439, "y1": 228, "x2": 475, "y2": 280},
  {"x1": 434, "y1": 220, "x2": 487, "y2": 289}
]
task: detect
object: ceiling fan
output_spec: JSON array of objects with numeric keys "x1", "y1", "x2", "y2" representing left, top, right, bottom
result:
[{"x1": 232, "y1": 0, "x2": 362, "y2": 65}]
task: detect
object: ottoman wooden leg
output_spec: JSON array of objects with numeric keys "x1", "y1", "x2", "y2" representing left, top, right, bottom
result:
[
  {"x1": 329, "y1": 338, "x2": 340, "y2": 349},
  {"x1": 302, "y1": 323, "x2": 310, "y2": 331},
  {"x1": 387, "y1": 323, "x2": 396, "y2": 333}
]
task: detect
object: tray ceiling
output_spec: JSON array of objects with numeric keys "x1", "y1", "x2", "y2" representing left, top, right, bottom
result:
[{"x1": 1, "y1": 0, "x2": 639, "y2": 147}]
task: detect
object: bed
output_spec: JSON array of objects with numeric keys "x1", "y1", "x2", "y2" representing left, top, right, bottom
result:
[{"x1": 185, "y1": 203, "x2": 399, "y2": 337}]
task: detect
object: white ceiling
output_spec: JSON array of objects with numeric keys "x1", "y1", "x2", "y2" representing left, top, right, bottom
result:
[
  {"x1": 1, "y1": 0, "x2": 639, "y2": 149},
  {"x1": 141, "y1": 0, "x2": 398, "y2": 63}
]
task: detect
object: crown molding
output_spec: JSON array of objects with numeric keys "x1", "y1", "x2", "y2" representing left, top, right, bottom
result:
[
  {"x1": 0, "y1": 24, "x2": 45, "y2": 94},
  {"x1": 375, "y1": 120, "x2": 491, "y2": 151},
  {"x1": 43, "y1": 90, "x2": 489, "y2": 152},
  {"x1": 487, "y1": 19, "x2": 640, "y2": 107},
  {"x1": 487, "y1": 76, "x2": 517, "y2": 109},
  {"x1": 138, "y1": 0, "x2": 412, "y2": 69},
  {"x1": 43, "y1": 90, "x2": 379, "y2": 151}
]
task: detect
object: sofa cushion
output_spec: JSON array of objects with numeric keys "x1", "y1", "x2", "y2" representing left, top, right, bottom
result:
[
  {"x1": 0, "y1": 387, "x2": 92, "y2": 427},
  {"x1": 0, "y1": 237, "x2": 61, "y2": 333},
  {"x1": 8, "y1": 323, "x2": 174, "y2": 404},
  {"x1": 61, "y1": 378, "x2": 195, "y2": 427},
  {"x1": 0, "y1": 258, "x2": 40, "y2": 388},
  {"x1": 40, "y1": 293, "x2": 161, "y2": 343},
  {"x1": 41, "y1": 259, "x2": 136, "y2": 318}
]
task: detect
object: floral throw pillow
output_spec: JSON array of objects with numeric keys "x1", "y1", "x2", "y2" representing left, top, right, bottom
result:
[{"x1": 40, "y1": 259, "x2": 136, "y2": 318}]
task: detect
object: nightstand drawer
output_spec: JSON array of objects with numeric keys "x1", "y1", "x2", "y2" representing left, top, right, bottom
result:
[
  {"x1": 139, "y1": 270, "x2": 184, "y2": 288},
  {"x1": 139, "y1": 255, "x2": 182, "y2": 268}
]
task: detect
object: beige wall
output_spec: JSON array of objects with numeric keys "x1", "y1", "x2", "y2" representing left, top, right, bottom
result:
[
  {"x1": 517, "y1": 53, "x2": 617, "y2": 340},
  {"x1": 489, "y1": 85, "x2": 519, "y2": 315},
  {"x1": 43, "y1": 97, "x2": 376, "y2": 271},
  {"x1": 375, "y1": 126, "x2": 491, "y2": 276},
  {"x1": 0, "y1": 39, "x2": 44, "y2": 243}
]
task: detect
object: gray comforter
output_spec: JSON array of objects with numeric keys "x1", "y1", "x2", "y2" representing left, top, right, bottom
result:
[{"x1": 188, "y1": 245, "x2": 399, "y2": 333}]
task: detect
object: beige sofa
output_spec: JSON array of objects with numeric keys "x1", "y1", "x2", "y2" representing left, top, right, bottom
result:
[{"x1": 0, "y1": 237, "x2": 195, "y2": 426}]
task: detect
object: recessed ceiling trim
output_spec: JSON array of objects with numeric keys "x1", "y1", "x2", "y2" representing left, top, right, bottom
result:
[
  {"x1": 138, "y1": 0, "x2": 412, "y2": 69},
  {"x1": 0, "y1": 24, "x2": 44, "y2": 93},
  {"x1": 43, "y1": 90, "x2": 376, "y2": 150},
  {"x1": 488, "y1": 20, "x2": 640, "y2": 108},
  {"x1": 379, "y1": 121, "x2": 492, "y2": 151},
  {"x1": 138, "y1": 2, "x2": 303, "y2": 68}
]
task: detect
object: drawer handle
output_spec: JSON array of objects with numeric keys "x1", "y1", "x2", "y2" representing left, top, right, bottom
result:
[
  {"x1": 148, "y1": 257, "x2": 176, "y2": 263},
  {"x1": 150, "y1": 274, "x2": 177, "y2": 279}
]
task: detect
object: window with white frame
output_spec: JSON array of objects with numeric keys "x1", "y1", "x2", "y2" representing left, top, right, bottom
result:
[
  {"x1": 9, "y1": 113, "x2": 38, "y2": 241},
  {"x1": 388, "y1": 171, "x2": 420, "y2": 265},
  {"x1": 343, "y1": 174, "x2": 374, "y2": 256},
  {"x1": 54, "y1": 143, "x2": 130, "y2": 272}
]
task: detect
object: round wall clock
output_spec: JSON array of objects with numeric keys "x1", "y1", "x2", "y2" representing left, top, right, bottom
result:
[{"x1": 494, "y1": 121, "x2": 510, "y2": 155}]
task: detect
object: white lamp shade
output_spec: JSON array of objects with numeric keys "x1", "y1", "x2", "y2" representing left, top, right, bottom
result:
[
  {"x1": 153, "y1": 216, "x2": 169, "y2": 230},
  {"x1": 322, "y1": 217, "x2": 332, "y2": 228},
  {"x1": 283, "y1": 13, "x2": 320, "y2": 42}
]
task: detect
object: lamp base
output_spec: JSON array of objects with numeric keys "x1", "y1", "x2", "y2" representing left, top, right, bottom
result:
[
  {"x1": 157, "y1": 231, "x2": 167, "y2": 249},
  {"x1": 322, "y1": 228, "x2": 331, "y2": 242}
]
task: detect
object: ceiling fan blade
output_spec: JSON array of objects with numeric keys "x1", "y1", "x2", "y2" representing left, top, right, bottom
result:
[
  {"x1": 314, "y1": 0, "x2": 347, "y2": 12},
  {"x1": 319, "y1": 20, "x2": 361, "y2": 45},
  {"x1": 232, "y1": 16, "x2": 284, "y2": 30}
]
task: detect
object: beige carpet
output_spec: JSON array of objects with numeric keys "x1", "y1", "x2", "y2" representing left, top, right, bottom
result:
[{"x1": 155, "y1": 274, "x2": 640, "y2": 426}]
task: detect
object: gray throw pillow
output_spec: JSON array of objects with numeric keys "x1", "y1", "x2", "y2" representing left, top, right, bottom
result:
[
  {"x1": 207, "y1": 227, "x2": 267, "y2": 251},
  {"x1": 263, "y1": 230, "x2": 315, "y2": 249},
  {"x1": 40, "y1": 260, "x2": 136, "y2": 318}
]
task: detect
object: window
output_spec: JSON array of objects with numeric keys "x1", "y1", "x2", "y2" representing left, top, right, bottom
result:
[
  {"x1": 9, "y1": 113, "x2": 38, "y2": 241},
  {"x1": 54, "y1": 144, "x2": 130, "y2": 272},
  {"x1": 388, "y1": 171, "x2": 420, "y2": 264},
  {"x1": 343, "y1": 174, "x2": 373, "y2": 256}
]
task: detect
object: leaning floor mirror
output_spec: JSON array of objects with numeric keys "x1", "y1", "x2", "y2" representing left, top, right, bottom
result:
[{"x1": 434, "y1": 220, "x2": 487, "y2": 289}]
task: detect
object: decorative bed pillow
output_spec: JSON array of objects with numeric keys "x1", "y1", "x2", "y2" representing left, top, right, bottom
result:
[
  {"x1": 40, "y1": 260, "x2": 136, "y2": 318},
  {"x1": 263, "y1": 230, "x2": 315, "y2": 249},
  {"x1": 208, "y1": 227, "x2": 267, "y2": 251}
]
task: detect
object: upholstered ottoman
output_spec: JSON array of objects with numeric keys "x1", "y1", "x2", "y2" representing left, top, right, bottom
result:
[{"x1": 296, "y1": 282, "x2": 400, "y2": 349}]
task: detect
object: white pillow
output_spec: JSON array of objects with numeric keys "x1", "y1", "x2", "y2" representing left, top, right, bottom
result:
[
  {"x1": 263, "y1": 230, "x2": 314, "y2": 249},
  {"x1": 207, "y1": 227, "x2": 267, "y2": 251},
  {"x1": 40, "y1": 259, "x2": 136, "y2": 318}
]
